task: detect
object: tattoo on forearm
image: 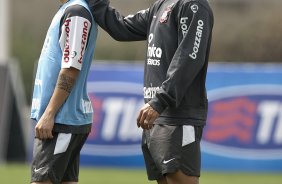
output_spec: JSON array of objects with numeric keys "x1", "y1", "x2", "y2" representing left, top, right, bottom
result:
[{"x1": 56, "y1": 74, "x2": 75, "y2": 93}]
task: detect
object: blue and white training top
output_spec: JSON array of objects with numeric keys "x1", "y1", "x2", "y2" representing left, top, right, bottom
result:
[{"x1": 31, "y1": 0, "x2": 97, "y2": 133}]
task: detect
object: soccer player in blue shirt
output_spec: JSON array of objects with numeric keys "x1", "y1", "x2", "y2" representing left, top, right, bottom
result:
[{"x1": 30, "y1": 0, "x2": 97, "y2": 183}]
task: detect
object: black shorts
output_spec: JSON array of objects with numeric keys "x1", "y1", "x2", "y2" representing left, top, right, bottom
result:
[
  {"x1": 141, "y1": 124, "x2": 203, "y2": 180},
  {"x1": 31, "y1": 132, "x2": 89, "y2": 184}
]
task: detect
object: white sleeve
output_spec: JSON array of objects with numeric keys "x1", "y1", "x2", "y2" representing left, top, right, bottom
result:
[{"x1": 59, "y1": 16, "x2": 92, "y2": 70}]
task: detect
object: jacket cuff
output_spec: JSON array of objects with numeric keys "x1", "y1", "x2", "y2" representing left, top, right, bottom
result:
[{"x1": 148, "y1": 97, "x2": 167, "y2": 114}]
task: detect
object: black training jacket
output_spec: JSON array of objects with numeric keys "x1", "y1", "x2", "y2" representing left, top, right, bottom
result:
[{"x1": 88, "y1": 0, "x2": 214, "y2": 126}]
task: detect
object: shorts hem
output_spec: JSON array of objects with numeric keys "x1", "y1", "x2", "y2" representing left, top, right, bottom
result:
[
  {"x1": 180, "y1": 166, "x2": 201, "y2": 177},
  {"x1": 162, "y1": 167, "x2": 178, "y2": 176},
  {"x1": 162, "y1": 167, "x2": 200, "y2": 178}
]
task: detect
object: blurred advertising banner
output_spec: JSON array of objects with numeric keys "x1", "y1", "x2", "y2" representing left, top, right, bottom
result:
[
  {"x1": 80, "y1": 62, "x2": 282, "y2": 171},
  {"x1": 80, "y1": 63, "x2": 145, "y2": 167},
  {"x1": 203, "y1": 63, "x2": 282, "y2": 172}
]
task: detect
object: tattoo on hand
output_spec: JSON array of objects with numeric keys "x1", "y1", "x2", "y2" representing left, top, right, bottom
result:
[{"x1": 56, "y1": 74, "x2": 75, "y2": 93}]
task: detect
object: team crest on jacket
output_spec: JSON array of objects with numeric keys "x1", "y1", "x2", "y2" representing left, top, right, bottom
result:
[
  {"x1": 160, "y1": 3, "x2": 175, "y2": 23},
  {"x1": 191, "y1": 4, "x2": 199, "y2": 13}
]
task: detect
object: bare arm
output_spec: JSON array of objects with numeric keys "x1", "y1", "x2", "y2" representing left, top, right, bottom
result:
[{"x1": 35, "y1": 68, "x2": 79, "y2": 139}]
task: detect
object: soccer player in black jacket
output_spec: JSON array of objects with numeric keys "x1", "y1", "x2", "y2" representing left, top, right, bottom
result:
[{"x1": 88, "y1": 0, "x2": 213, "y2": 183}]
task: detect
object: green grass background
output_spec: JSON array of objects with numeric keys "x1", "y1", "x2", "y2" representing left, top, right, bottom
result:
[{"x1": 1, "y1": 163, "x2": 281, "y2": 184}]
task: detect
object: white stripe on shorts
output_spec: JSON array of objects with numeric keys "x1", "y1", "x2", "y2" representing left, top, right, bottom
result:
[
  {"x1": 54, "y1": 133, "x2": 72, "y2": 155},
  {"x1": 182, "y1": 125, "x2": 195, "y2": 146}
]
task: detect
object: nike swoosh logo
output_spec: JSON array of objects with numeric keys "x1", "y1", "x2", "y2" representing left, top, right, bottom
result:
[
  {"x1": 34, "y1": 167, "x2": 45, "y2": 172},
  {"x1": 163, "y1": 158, "x2": 175, "y2": 164}
]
